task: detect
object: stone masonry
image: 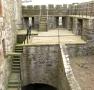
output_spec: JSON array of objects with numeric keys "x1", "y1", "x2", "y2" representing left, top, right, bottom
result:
[
  {"x1": 0, "y1": 0, "x2": 22, "y2": 90},
  {"x1": 21, "y1": 45, "x2": 59, "y2": 87},
  {"x1": 21, "y1": 45, "x2": 72, "y2": 90}
]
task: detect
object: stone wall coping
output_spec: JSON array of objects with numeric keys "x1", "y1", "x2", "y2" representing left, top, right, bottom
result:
[{"x1": 60, "y1": 44, "x2": 81, "y2": 90}]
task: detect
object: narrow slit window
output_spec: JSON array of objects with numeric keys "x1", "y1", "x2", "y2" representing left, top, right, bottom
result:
[{"x1": 2, "y1": 39, "x2": 6, "y2": 56}]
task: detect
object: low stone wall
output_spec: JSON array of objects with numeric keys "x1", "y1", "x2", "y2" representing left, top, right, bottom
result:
[
  {"x1": 59, "y1": 45, "x2": 81, "y2": 90},
  {"x1": 66, "y1": 44, "x2": 94, "y2": 57},
  {"x1": 58, "y1": 45, "x2": 71, "y2": 90}
]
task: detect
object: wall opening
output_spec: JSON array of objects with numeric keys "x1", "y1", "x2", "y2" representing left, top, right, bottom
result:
[
  {"x1": 24, "y1": 17, "x2": 29, "y2": 28},
  {"x1": 32, "y1": 17, "x2": 34, "y2": 29},
  {"x1": 70, "y1": 17, "x2": 73, "y2": 30},
  {"x1": 77, "y1": 19, "x2": 83, "y2": 35},
  {"x1": 56, "y1": 17, "x2": 59, "y2": 27},
  {"x1": 62, "y1": 17, "x2": 66, "y2": 28},
  {"x1": 22, "y1": 83, "x2": 57, "y2": 90},
  {"x1": 2, "y1": 39, "x2": 6, "y2": 56}
]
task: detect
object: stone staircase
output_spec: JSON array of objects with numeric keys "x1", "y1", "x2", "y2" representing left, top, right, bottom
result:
[
  {"x1": 7, "y1": 46, "x2": 23, "y2": 90},
  {"x1": 39, "y1": 16, "x2": 47, "y2": 31}
]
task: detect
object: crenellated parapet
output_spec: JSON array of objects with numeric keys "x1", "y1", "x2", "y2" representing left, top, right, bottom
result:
[{"x1": 22, "y1": 4, "x2": 68, "y2": 16}]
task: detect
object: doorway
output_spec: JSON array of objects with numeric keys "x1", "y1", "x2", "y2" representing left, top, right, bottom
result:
[{"x1": 77, "y1": 19, "x2": 83, "y2": 35}]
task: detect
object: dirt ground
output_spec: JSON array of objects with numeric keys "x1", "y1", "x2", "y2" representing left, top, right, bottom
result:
[{"x1": 70, "y1": 55, "x2": 94, "y2": 90}]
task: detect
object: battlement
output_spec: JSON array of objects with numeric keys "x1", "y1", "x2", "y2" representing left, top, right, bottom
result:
[
  {"x1": 22, "y1": 1, "x2": 94, "y2": 17},
  {"x1": 22, "y1": 4, "x2": 68, "y2": 16}
]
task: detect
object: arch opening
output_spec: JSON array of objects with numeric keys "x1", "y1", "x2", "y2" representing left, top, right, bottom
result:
[{"x1": 22, "y1": 83, "x2": 57, "y2": 90}]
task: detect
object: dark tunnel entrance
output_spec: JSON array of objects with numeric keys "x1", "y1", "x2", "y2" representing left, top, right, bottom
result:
[{"x1": 22, "y1": 83, "x2": 57, "y2": 90}]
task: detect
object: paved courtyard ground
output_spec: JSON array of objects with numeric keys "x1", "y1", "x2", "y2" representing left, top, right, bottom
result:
[
  {"x1": 18, "y1": 28, "x2": 86, "y2": 45},
  {"x1": 70, "y1": 55, "x2": 94, "y2": 90}
]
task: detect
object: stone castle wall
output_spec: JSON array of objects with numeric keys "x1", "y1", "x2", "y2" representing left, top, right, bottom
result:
[
  {"x1": 66, "y1": 44, "x2": 94, "y2": 57},
  {"x1": 21, "y1": 45, "x2": 71, "y2": 90},
  {"x1": 22, "y1": 5, "x2": 67, "y2": 16},
  {"x1": 0, "y1": 0, "x2": 22, "y2": 90},
  {"x1": 68, "y1": 1, "x2": 94, "y2": 16},
  {"x1": 21, "y1": 45, "x2": 59, "y2": 87},
  {"x1": 22, "y1": 1, "x2": 94, "y2": 17}
]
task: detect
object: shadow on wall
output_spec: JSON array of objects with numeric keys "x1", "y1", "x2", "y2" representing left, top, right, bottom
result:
[{"x1": 22, "y1": 83, "x2": 57, "y2": 90}]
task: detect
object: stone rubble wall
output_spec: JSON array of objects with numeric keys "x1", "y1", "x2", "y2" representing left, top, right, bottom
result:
[
  {"x1": 21, "y1": 45, "x2": 59, "y2": 88},
  {"x1": 82, "y1": 19, "x2": 94, "y2": 41},
  {"x1": 22, "y1": 5, "x2": 68, "y2": 16},
  {"x1": 66, "y1": 16, "x2": 94, "y2": 43},
  {"x1": 0, "y1": 0, "x2": 22, "y2": 90},
  {"x1": 14, "y1": 0, "x2": 22, "y2": 29},
  {"x1": 66, "y1": 44, "x2": 94, "y2": 57},
  {"x1": 68, "y1": 1, "x2": 94, "y2": 16},
  {"x1": 22, "y1": 1, "x2": 94, "y2": 17},
  {"x1": 21, "y1": 45, "x2": 81, "y2": 90}
]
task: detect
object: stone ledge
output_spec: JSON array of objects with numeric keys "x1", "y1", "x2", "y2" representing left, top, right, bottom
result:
[{"x1": 60, "y1": 44, "x2": 81, "y2": 90}]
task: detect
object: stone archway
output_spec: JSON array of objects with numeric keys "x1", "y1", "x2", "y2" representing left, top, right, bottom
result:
[{"x1": 22, "y1": 83, "x2": 57, "y2": 90}]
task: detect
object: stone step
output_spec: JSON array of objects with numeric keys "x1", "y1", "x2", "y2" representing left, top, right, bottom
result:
[
  {"x1": 15, "y1": 46, "x2": 23, "y2": 52},
  {"x1": 15, "y1": 50, "x2": 23, "y2": 52},
  {"x1": 7, "y1": 87, "x2": 19, "y2": 90},
  {"x1": 7, "y1": 45, "x2": 22, "y2": 90},
  {"x1": 8, "y1": 84, "x2": 20, "y2": 88},
  {"x1": 12, "y1": 63, "x2": 20, "y2": 65},
  {"x1": 12, "y1": 61, "x2": 20, "y2": 64},
  {"x1": 13, "y1": 56, "x2": 20, "y2": 58},
  {"x1": 15, "y1": 46, "x2": 23, "y2": 49},
  {"x1": 40, "y1": 19, "x2": 46, "y2": 21},
  {"x1": 8, "y1": 81, "x2": 21, "y2": 87},
  {"x1": 40, "y1": 23, "x2": 47, "y2": 25},
  {"x1": 12, "y1": 63, "x2": 20, "y2": 67},
  {"x1": 12, "y1": 70, "x2": 20, "y2": 73},
  {"x1": 40, "y1": 22, "x2": 47, "y2": 23},
  {"x1": 9, "y1": 82, "x2": 20, "y2": 85},
  {"x1": 12, "y1": 69, "x2": 20, "y2": 71},
  {"x1": 15, "y1": 48, "x2": 23, "y2": 50},
  {"x1": 12, "y1": 64, "x2": 20, "y2": 66},
  {"x1": 15, "y1": 47, "x2": 23, "y2": 49},
  {"x1": 12, "y1": 59, "x2": 20, "y2": 63},
  {"x1": 12, "y1": 67, "x2": 20, "y2": 70},
  {"x1": 13, "y1": 57, "x2": 20, "y2": 59},
  {"x1": 12, "y1": 65, "x2": 20, "y2": 70},
  {"x1": 15, "y1": 50, "x2": 23, "y2": 53},
  {"x1": 40, "y1": 17, "x2": 47, "y2": 19},
  {"x1": 12, "y1": 63, "x2": 20, "y2": 66},
  {"x1": 12, "y1": 66, "x2": 20, "y2": 69},
  {"x1": 12, "y1": 60, "x2": 20, "y2": 62}
]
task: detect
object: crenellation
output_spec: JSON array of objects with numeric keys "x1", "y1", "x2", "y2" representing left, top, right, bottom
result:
[{"x1": 48, "y1": 5, "x2": 54, "y2": 10}]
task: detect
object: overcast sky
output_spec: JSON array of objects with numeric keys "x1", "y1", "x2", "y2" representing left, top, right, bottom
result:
[{"x1": 22, "y1": 0, "x2": 92, "y2": 5}]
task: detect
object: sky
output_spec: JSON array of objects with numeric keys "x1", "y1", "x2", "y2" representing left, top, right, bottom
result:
[{"x1": 22, "y1": 0, "x2": 92, "y2": 5}]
